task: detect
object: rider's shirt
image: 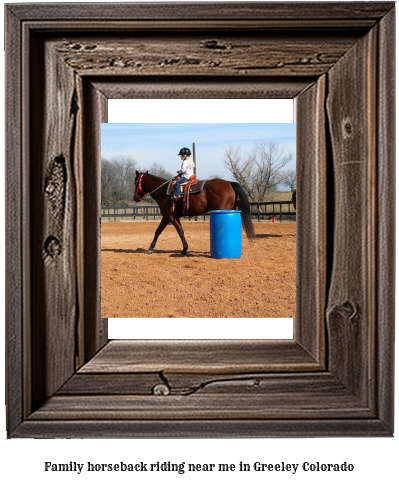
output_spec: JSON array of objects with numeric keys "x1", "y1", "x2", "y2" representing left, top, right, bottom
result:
[{"x1": 177, "y1": 157, "x2": 195, "y2": 179}]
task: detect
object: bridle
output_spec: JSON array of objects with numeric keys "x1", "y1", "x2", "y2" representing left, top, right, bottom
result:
[
  {"x1": 134, "y1": 174, "x2": 147, "y2": 201},
  {"x1": 134, "y1": 173, "x2": 173, "y2": 201}
]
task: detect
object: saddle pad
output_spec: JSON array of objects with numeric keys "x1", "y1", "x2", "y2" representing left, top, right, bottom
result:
[{"x1": 166, "y1": 179, "x2": 207, "y2": 195}]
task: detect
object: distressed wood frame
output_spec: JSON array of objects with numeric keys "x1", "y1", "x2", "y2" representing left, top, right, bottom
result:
[{"x1": 5, "y1": 2, "x2": 395, "y2": 438}]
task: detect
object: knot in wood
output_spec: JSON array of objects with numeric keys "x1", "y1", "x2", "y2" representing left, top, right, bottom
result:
[
  {"x1": 339, "y1": 301, "x2": 358, "y2": 321},
  {"x1": 44, "y1": 236, "x2": 61, "y2": 258},
  {"x1": 45, "y1": 156, "x2": 66, "y2": 222},
  {"x1": 342, "y1": 119, "x2": 353, "y2": 138},
  {"x1": 201, "y1": 39, "x2": 227, "y2": 50},
  {"x1": 44, "y1": 181, "x2": 56, "y2": 197},
  {"x1": 327, "y1": 301, "x2": 359, "y2": 323},
  {"x1": 152, "y1": 383, "x2": 170, "y2": 396},
  {"x1": 83, "y1": 44, "x2": 97, "y2": 51}
]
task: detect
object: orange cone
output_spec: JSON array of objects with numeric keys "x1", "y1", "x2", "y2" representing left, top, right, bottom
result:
[{"x1": 272, "y1": 216, "x2": 276, "y2": 223}]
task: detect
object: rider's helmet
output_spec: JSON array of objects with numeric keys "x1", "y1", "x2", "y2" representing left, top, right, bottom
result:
[{"x1": 178, "y1": 147, "x2": 191, "y2": 156}]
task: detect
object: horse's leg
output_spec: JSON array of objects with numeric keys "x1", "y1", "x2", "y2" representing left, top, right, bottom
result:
[
  {"x1": 147, "y1": 216, "x2": 169, "y2": 254},
  {"x1": 170, "y1": 217, "x2": 188, "y2": 255}
]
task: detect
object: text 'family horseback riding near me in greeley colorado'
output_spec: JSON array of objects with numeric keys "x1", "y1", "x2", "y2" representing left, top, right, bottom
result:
[{"x1": 44, "y1": 460, "x2": 355, "y2": 475}]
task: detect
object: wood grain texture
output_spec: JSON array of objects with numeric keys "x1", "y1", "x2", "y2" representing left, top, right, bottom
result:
[
  {"x1": 91, "y1": 78, "x2": 311, "y2": 99},
  {"x1": 13, "y1": 418, "x2": 391, "y2": 439},
  {"x1": 5, "y1": 4, "x2": 25, "y2": 437},
  {"x1": 375, "y1": 5, "x2": 396, "y2": 430},
  {"x1": 30, "y1": 36, "x2": 78, "y2": 408},
  {"x1": 79, "y1": 340, "x2": 321, "y2": 374},
  {"x1": 60, "y1": 371, "x2": 361, "y2": 399},
  {"x1": 326, "y1": 25, "x2": 377, "y2": 404},
  {"x1": 80, "y1": 81, "x2": 108, "y2": 364},
  {"x1": 5, "y1": 2, "x2": 395, "y2": 438},
  {"x1": 295, "y1": 75, "x2": 327, "y2": 363},
  {"x1": 53, "y1": 33, "x2": 360, "y2": 78},
  {"x1": 29, "y1": 392, "x2": 371, "y2": 422},
  {"x1": 6, "y1": 2, "x2": 394, "y2": 22}
]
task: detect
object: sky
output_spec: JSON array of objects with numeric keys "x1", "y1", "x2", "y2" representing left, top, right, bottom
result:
[
  {"x1": 101, "y1": 122, "x2": 296, "y2": 180},
  {"x1": 102, "y1": 99, "x2": 296, "y2": 181}
]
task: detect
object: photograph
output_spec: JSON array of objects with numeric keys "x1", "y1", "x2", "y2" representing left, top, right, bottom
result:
[{"x1": 101, "y1": 122, "x2": 297, "y2": 320}]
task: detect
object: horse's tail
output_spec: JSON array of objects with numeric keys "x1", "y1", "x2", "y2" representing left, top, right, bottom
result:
[{"x1": 231, "y1": 182, "x2": 255, "y2": 240}]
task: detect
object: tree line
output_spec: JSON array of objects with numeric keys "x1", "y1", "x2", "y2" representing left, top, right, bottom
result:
[{"x1": 101, "y1": 141, "x2": 296, "y2": 206}]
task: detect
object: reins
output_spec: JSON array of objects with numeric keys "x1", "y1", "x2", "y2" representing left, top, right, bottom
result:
[{"x1": 148, "y1": 178, "x2": 173, "y2": 195}]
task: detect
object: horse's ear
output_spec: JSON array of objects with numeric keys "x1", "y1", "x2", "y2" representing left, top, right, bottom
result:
[{"x1": 146, "y1": 170, "x2": 148, "y2": 174}]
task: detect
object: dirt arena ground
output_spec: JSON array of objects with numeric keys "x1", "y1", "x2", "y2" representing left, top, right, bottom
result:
[{"x1": 101, "y1": 221, "x2": 296, "y2": 318}]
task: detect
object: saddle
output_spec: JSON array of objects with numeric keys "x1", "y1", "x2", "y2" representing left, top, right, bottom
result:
[{"x1": 167, "y1": 176, "x2": 207, "y2": 215}]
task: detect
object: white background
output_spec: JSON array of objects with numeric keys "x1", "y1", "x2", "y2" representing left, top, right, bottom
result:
[{"x1": 1, "y1": 1, "x2": 398, "y2": 486}]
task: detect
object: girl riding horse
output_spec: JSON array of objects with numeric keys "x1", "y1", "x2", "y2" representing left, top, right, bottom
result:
[{"x1": 172, "y1": 147, "x2": 195, "y2": 203}]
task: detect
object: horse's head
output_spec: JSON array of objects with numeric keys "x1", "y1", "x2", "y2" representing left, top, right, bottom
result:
[{"x1": 133, "y1": 171, "x2": 147, "y2": 202}]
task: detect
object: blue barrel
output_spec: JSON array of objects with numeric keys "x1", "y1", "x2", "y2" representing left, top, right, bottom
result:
[{"x1": 210, "y1": 210, "x2": 242, "y2": 259}]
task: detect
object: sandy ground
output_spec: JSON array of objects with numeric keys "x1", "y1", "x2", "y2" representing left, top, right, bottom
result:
[{"x1": 101, "y1": 221, "x2": 296, "y2": 318}]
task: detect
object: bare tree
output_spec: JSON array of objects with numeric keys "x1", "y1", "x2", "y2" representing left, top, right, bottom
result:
[
  {"x1": 280, "y1": 169, "x2": 296, "y2": 192},
  {"x1": 110, "y1": 156, "x2": 137, "y2": 204},
  {"x1": 101, "y1": 156, "x2": 137, "y2": 205},
  {"x1": 148, "y1": 162, "x2": 174, "y2": 179},
  {"x1": 101, "y1": 157, "x2": 119, "y2": 205},
  {"x1": 224, "y1": 141, "x2": 293, "y2": 203}
]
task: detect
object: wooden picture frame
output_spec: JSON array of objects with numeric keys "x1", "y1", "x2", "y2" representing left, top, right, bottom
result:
[{"x1": 5, "y1": 2, "x2": 395, "y2": 438}]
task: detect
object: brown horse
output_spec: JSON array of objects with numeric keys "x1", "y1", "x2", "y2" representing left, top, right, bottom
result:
[{"x1": 134, "y1": 171, "x2": 255, "y2": 254}]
